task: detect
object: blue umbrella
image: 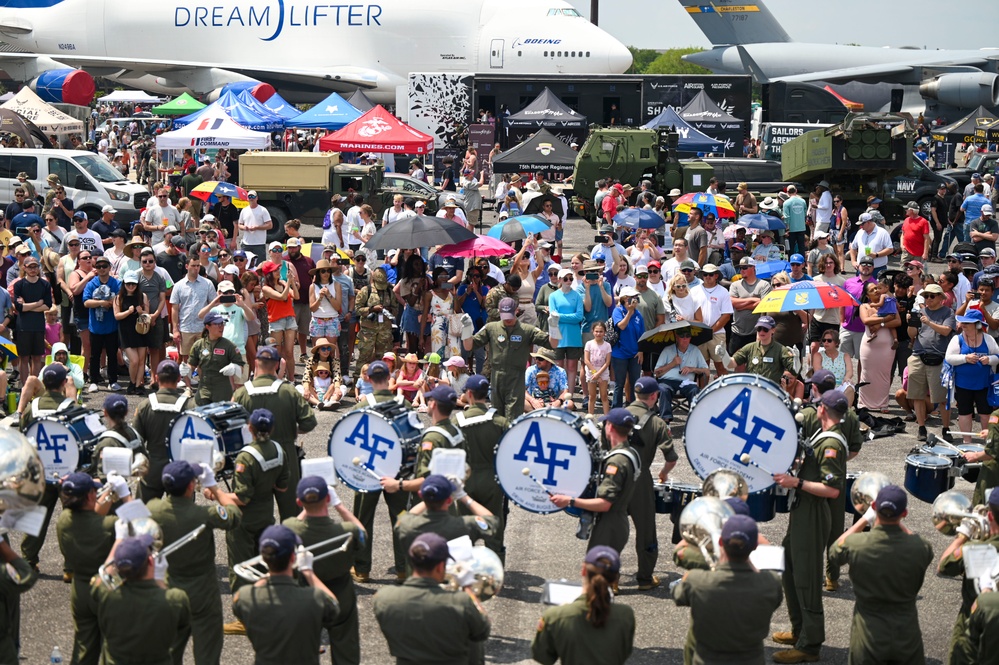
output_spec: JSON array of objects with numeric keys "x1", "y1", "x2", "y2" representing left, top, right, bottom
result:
[
  {"x1": 738, "y1": 213, "x2": 786, "y2": 232},
  {"x1": 486, "y1": 214, "x2": 552, "y2": 243},
  {"x1": 614, "y1": 208, "x2": 665, "y2": 230},
  {"x1": 753, "y1": 260, "x2": 792, "y2": 280}
]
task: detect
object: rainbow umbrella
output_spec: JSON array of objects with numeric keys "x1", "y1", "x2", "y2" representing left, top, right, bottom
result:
[
  {"x1": 671, "y1": 192, "x2": 736, "y2": 219},
  {"x1": 189, "y1": 181, "x2": 250, "y2": 208},
  {"x1": 753, "y1": 280, "x2": 859, "y2": 313},
  {"x1": 436, "y1": 236, "x2": 515, "y2": 258}
]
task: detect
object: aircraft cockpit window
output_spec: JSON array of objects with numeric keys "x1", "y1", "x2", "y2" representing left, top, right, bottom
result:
[{"x1": 547, "y1": 8, "x2": 581, "y2": 16}]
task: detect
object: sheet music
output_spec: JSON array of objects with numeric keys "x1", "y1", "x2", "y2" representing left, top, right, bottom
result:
[
  {"x1": 101, "y1": 448, "x2": 133, "y2": 477},
  {"x1": 9, "y1": 506, "x2": 48, "y2": 537},
  {"x1": 543, "y1": 581, "x2": 583, "y2": 605},
  {"x1": 963, "y1": 544, "x2": 999, "y2": 580},
  {"x1": 181, "y1": 440, "x2": 214, "y2": 469},
  {"x1": 447, "y1": 535, "x2": 473, "y2": 563},
  {"x1": 301, "y1": 457, "x2": 338, "y2": 487},
  {"x1": 115, "y1": 500, "x2": 151, "y2": 522},
  {"x1": 750, "y1": 545, "x2": 786, "y2": 572},
  {"x1": 84, "y1": 413, "x2": 106, "y2": 435},
  {"x1": 430, "y1": 449, "x2": 467, "y2": 479}
]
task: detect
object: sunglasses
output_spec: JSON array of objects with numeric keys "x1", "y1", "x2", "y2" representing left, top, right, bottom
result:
[
  {"x1": 680, "y1": 269, "x2": 695, "y2": 273},
  {"x1": 755, "y1": 327, "x2": 771, "y2": 333},
  {"x1": 355, "y1": 256, "x2": 366, "y2": 261},
  {"x1": 68, "y1": 242, "x2": 80, "y2": 247},
  {"x1": 157, "y1": 195, "x2": 168, "y2": 198},
  {"x1": 141, "y1": 259, "x2": 155, "y2": 264},
  {"x1": 234, "y1": 257, "x2": 246, "y2": 262},
  {"x1": 45, "y1": 218, "x2": 55, "y2": 222},
  {"x1": 675, "y1": 285, "x2": 688, "y2": 290},
  {"x1": 319, "y1": 269, "x2": 331, "y2": 273},
  {"x1": 219, "y1": 253, "x2": 230, "y2": 258},
  {"x1": 739, "y1": 266, "x2": 753, "y2": 271},
  {"x1": 821, "y1": 338, "x2": 836, "y2": 343},
  {"x1": 200, "y1": 247, "x2": 211, "y2": 252},
  {"x1": 79, "y1": 255, "x2": 92, "y2": 260},
  {"x1": 320, "y1": 346, "x2": 331, "y2": 351},
  {"x1": 561, "y1": 277, "x2": 573, "y2": 282},
  {"x1": 96, "y1": 263, "x2": 110, "y2": 268},
  {"x1": 316, "y1": 371, "x2": 330, "y2": 376},
  {"x1": 648, "y1": 269, "x2": 660, "y2": 274}
]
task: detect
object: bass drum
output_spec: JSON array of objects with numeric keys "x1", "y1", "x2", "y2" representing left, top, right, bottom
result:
[
  {"x1": 328, "y1": 406, "x2": 422, "y2": 492},
  {"x1": 684, "y1": 374, "x2": 800, "y2": 494},
  {"x1": 168, "y1": 402, "x2": 250, "y2": 474},
  {"x1": 495, "y1": 408, "x2": 601, "y2": 515},
  {"x1": 25, "y1": 406, "x2": 104, "y2": 479}
]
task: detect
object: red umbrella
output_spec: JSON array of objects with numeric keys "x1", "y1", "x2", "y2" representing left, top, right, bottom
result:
[{"x1": 436, "y1": 235, "x2": 515, "y2": 258}]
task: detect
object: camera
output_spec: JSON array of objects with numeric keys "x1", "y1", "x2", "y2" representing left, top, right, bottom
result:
[
  {"x1": 629, "y1": 297, "x2": 640, "y2": 305},
  {"x1": 220, "y1": 294, "x2": 236, "y2": 304},
  {"x1": 907, "y1": 310, "x2": 922, "y2": 328}
]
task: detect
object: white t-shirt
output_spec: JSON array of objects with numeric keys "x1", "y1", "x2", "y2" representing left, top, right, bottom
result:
[
  {"x1": 850, "y1": 226, "x2": 893, "y2": 268},
  {"x1": 144, "y1": 204, "x2": 181, "y2": 245},
  {"x1": 699, "y1": 283, "x2": 734, "y2": 328},
  {"x1": 346, "y1": 206, "x2": 362, "y2": 246},
  {"x1": 383, "y1": 206, "x2": 407, "y2": 226},
  {"x1": 239, "y1": 204, "x2": 272, "y2": 246},
  {"x1": 815, "y1": 190, "x2": 833, "y2": 227},
  {"x1": 60, "y1": 229, "x2": 102, "y2": 256}
]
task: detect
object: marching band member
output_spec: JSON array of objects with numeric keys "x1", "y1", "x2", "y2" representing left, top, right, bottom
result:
[
  {"x1": 771, "y1": 390, "x2": 848, "y2": 664},
  {"x1": 233, "y1": 525, "x2": 340, "y2": 665},
  {"x1": 147, "y1": 461, "x2": 241, "y2": 665},
  {"x1": 970, "y1": 584, "x2": 999, "y2": 662},
  {"x1": 532, "y1": 546, "x2": 636, "y2": 665},
  {"x1": 938, "y1": 487, "x2": 999, "y2": 665},
  {"x1": 395, "y1": 474, "x2": 498, "y2": 575},
  {"x1": 828, "y1": 485, "x2": 933, "y2": 665},
  {"x1": 627, "y1": 377, "x2": 677, "y2": 591},
  {"x1": 283, "y1": 476, "x2": 365, "y2": 665},
  {"x1": 550, "y1": 408, "x2": 641, "y2": 556},
  {"x1": 963, "y1": 404, "x2": 999, "y2": 506},
  {"x1": 232, "y1": 345, "x2": 317, "y2": 520},
  {"x1": 90, "y1": 394, "x2": 144, "y2": 482},
  {"x1": 213, "y1": 408, "x2": 290, "y2": 635},
  {"x1": 55, "y1": 472, "x2": 121, "y2": 665},
  {"x1": 672, "y1": 515, "x2": 783, "y2": 665},
  {"x1": 373, "y1": 532, "x2": 490, "y2": 664},
  {"x1": 0, "y1": 534, "x2": 36, "y2": 663},
  {"x1": 92, "y1": 535, "x2": 191, "y2": 664},
  {"x1": 186, "y1": 311, "x2": 244, "y2": 406},
  {"x1": 453, "y1": 374, "x2": 509, "y2": 558},
  {"x1": 349, "y1": 360, "x2": 412, "y2": 584},
  {"x1": 132, "y1": 360, "x2": 196, "y2": 502}
]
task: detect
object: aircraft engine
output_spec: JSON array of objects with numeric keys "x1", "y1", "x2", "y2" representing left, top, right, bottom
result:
[
  {"x1": 919, "y1": 72, "x2": 999, "y2": 109},
  {"x1": 29, "y1": 68, "x2": 95, "y2": 106},
  {"x1": 205, "y1": 81, "x2": 276, "y2": 104}
]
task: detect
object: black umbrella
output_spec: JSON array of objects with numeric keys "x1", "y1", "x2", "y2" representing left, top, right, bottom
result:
[
  {"x1": 523, "y1": 192, "x2": 565, "y2": 219},
  {"x1": 639, "y1": 320, "x2": 714, "y2": 354},
  {"x1": 362, "y1": 214, "x2": 477, "y2": 251},
  {"x1": 0, "y1": 110, "x2": 50, "y2": 148}
]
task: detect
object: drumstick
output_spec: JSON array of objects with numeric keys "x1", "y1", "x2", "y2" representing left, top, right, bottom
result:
[
  {"x1": 739, "y1": 453, "x2": 779, "y2": 477},
  {"x1": 942, "y1": 430, "x2": 987, "y2": 439},
  {"x1": 521, "y1": 467, "x2": 555, "y2": 497},
  {"x1": 351, "y1": 457, "x2": 385, "y2": 482}
]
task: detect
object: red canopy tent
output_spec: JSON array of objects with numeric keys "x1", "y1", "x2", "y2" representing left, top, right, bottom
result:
[{"x1": 318, "y1": 105, "x2": 434, "y2": 154}]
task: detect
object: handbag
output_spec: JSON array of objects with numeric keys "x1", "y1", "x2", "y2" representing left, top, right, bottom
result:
[{"x1": 135, "y1": 313, "x2": 151, "y2": 335}]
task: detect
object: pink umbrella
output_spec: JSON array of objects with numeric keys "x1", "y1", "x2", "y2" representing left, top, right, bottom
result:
[{"x1": 436, "y1": 235, "x2": 515, "y2": 258}]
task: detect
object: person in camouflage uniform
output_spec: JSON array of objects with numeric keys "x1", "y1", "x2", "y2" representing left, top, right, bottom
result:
[{"x1": 354, "y1": 267, "x2": 396, "y2": 379}]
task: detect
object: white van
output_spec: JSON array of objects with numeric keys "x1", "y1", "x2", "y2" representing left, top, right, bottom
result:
[{"x1": 0, "y1": 149, "x2": 149, "y2": 222}]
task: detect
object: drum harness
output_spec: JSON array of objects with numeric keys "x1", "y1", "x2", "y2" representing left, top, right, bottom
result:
[
  {"x1": 241, "y1": 379, "x2": 286, "y2": 396},
  {"x1": 793, "y1": 428, "x2": 847, "y2": 508},
  {"x1": 147, "y1": 393, "x2": 189, "y2": 413},
  {"x1": 240, "y1": 441, "x2": 286, "y2": 473},
  {"x1": 99, "y1": 426, "x2": 143, "y2": 451},
  {"x1": 577, "y1": 442, "x2": 643, "y2": 541},
  {"x1": 362, "y1": 393, "x2": 405, "y2": 408},
  {"x1": 30, "y1": 397, "x2": 74, "y2": 419}
]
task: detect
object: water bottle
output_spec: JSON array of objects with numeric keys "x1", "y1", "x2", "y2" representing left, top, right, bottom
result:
[{"x1": 50, "y1": 646, "x2": 63, "y2": 664}]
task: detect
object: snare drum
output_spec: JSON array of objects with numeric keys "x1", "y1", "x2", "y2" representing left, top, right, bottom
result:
[
  {"x1": 654, "y1": 482, "x2": 671, "y2": 514},
  {"x1": 921, "y1": 444, "x2": 961, "y2": 465},
  {"x1": 669, "y1": 483, "x2": 702, "y2": 544},
  {"x1": 168, "y1": 402, "x2": 249, "y2": 474},
  {"x1": 845, "y1": 472, "x2": 859, "y2": 516},
  {"x1": 904, "y1": 454, "x2": 953, "y2": 503},
  {"x1": 746, "y1": 486, "x2": 777, "y2": 522},
  {"x1": 25, "y1": 406, "x2": 103, "y2": 479},
  {"x1": 684, "y1": 374, "x2": 800, "y2": 494},
  {"x1": 957, "y1": 444, "x2": 985, "y2": 483},
  {"x1": 495, "y1": 408, "x2": 599, "y2": 515},
  {"x1": 328, "y1": 405, "x2": 423, "y2": 492}
]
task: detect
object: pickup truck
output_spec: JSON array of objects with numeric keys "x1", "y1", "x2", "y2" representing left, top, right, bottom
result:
[{"x1": 936, "y1": 152, "x2": 999, "y2": 193}]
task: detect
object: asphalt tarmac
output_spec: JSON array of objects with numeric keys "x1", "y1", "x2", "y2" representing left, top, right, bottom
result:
[{"x1": 14, "y1": 210, "x2": 966, "y2": 664}]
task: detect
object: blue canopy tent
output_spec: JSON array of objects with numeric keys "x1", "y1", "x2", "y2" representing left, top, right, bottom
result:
[
  {"x1": 288, "y1": 92, "x2": 362, "y2": 129},
  {"x1": 642, "y1": 106, "x2": 725, "y2": 154},
  {"x1": 173, "y1": 92, "x2": 284, "y2": 132},
  {"x1": 262, "y1": 92, "x2": 301, "y2": 121},
  {"x1": 235, "y1": 90, "x2": 288, "y2": 127}
]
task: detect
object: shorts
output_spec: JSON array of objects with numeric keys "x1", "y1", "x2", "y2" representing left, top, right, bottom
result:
[
  {"x1": 700, "y1": 332, "x2": 727, "y2": 363},
  {"x1": 15, "y1": 331, "x2": 44, "y2": 357},
  {"x1": 906, "y1": 355, "x2": 947, "y2": 404},
  {"x1": 808, "y1": 320, "x2": 839, "y2": 344},
  {"x1": 269, "y1": 315, "x2": 298, "y2": 333},
  {"x1": 839, "y1": 328, "x2": 864, "y2": 358},
  {"x1": 293, "y1": 302, "x2": 311, "y2": 334},
  {"x1": 180, "y1": 331, "x2": 202, "y2": 356},
  {"x1": 554, "y1": 346, "x2": 583, "y2": 361},
  {"x1": 955, "y1": 386, "x2": 990, "y2": 417},
  {"x1": 147, "y1": 318, "x2": 166, "y2": 349},
  {"x1": 555, "y1": 228, "x2": 564, "y2": 242},
  {"x1": 309, "y1": 316, "x2": 341, "y2": 339},
  {"x1": 75, "y1": 318, "x2": 89, "y2": 335}
]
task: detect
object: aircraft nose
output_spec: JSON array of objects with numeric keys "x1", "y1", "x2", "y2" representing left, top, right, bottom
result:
[{"x1": 607, "y1": 42, "x2": 633, "y2": 73}]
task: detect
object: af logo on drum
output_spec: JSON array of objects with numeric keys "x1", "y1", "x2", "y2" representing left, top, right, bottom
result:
[
  {"x1": 344, "y1": 415, "x2": 396, "y2": 469},
  {"x1": 329, "y1": 408, "x2": 420, "y2": 493},
  {"x1": 512, "y1": 421, "x2": 577, "y2": 485}
]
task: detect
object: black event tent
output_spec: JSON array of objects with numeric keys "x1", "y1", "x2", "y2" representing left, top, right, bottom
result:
[
  {"x1": 931, "y1": 106, "x2": 997, "y2": 144},
  {"x1": 503, "y1": 88, "x2": 586, "y2": 148},
  {"x1": 346, "y1": 89, "x2": 377, "y2": 113},
  {"x1": 491, "y1": 129, "x2": 577, "y2": 173},
  {"x1": 679, "y1": 90, "x2": 742, "y2": 130}
]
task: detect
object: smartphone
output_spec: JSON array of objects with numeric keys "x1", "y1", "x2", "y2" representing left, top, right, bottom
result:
[
  {"x1": 594, "y1": 235, "x2": 606, "y2": 244},
  {"x1": 338, "y1": 258, "x2": 352, "y2": 266},
  {"x1": 585, "y1": 272, "x2": 599, "y2": 281},
  {"x1": 220, "y1": 294, "x2": 236, "y2": 304},
  {"x1": 630, "y1": 297, "x2": 640, "y2": 305}
]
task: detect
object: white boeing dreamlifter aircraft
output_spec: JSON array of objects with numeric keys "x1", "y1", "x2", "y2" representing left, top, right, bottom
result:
[{"x1": 0, "y1": 0, "x2": 633, "y2": 104}]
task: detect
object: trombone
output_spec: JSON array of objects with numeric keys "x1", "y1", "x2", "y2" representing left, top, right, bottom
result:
[
  {"x1": 97, "y1": 523, "x2": 206, "y2": 591},
  {"x1": 233, "y1": 533, "x2": 354, "y2": 582}
]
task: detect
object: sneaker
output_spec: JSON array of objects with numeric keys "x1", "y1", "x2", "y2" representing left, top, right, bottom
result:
[
  {"x1": 350, "y1": 568, "x2": 369, "y2": 583},
  {"x1": 904, "y1": 413, "x2": 916, "y2": 422},
  {"x1": 772, "y1": 631, "x2": 798, "y2": 645},
  {"x1": 109, "y1": 383, "x2": 122, "y2": 392},
  {"x1": 917, "y1": 426, "x2": 927, "y2": 442},
  {"x1": 87, "y1": 383, "x2": 99, "y2": 394},
  {"x1": 62, "y1": 572, "x2": 73, "y2": 583},
  {"x1": 299, "y1": 354, "x2": 308, "y2": 363},
  {"x1": 824, "y1": 577, "x2": 839, "y2": 592},
  {"x1": 637, "y1": 575, "x2": 661, "y2": 591},
  {"x1": 942, "y1": 427, "x2": 954, "y2": 443},
  {"x1": 222, "y1": 619, "x2": 246, "y2": 635},
  {"x1": 773, "y1": 649, "x2": 820, "y2": 664}
]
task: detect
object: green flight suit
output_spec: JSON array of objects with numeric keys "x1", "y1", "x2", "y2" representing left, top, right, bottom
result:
[
  {"x1": 56, "y1": 509, "x2": 116, "y2": 665},
  {"x1": 799, "y1": 404, "x2": 865, "y2": 583},
  {"x1": 90, "y1": 422, "x2": 144, "y2": 481},
  {"x1": 453, "y1": 403, "x2": 509, "y2": 557},
  {"x1": 588, "y1": 446, "x2": 639, "y2": 554},
  {"x1": 349, "y1": 390, "x2": 413, "y2": 576},
  {"x1": 394, "y1": 511, "x2": 499, "y2": 576},
  {"x1": 531, "y1": 594, "x2": 636, "y2": 665},
  {"x1": 939, "y1": 532, "x2": 999, "y2": 665},
  {"x1": 283, "y1": 517, "x2": 363, "y2": 665},
  {"x1": 673, "y1": 561, "x2": 784, "y2": 665},
  {"x1": 373, "y1": 576, "x2": 490, "y2": 665},
  {"x1": 415, "y1": 417, "x2": 464, "y2": 480},
  {"x1": 828, "y1": 523, "x2": 934, "y2": 665},
  {"x1": 973, "y1": 411, "x2": 999, "y2": 506},
  {"x1": 732, "y1": 340, "x2": 796, "y2": 384},
  {"x1": 19, "y1": 390, "x2": 75, "y2": 566},
  {"x1": 226, "y1": 438, "x2": 290, "y2": 593},
  {"x1": 354, "y1": 277, "x2": 395, "y2": 378},
  {"x1": 781, "y1": 427, "x2": 846, "y2": 657},
  {"x1": 471, "y1": 320, "x2": 551, "y2": 420},
  {"x1": 0, "y1": 555, "x2": 36, "y2": 664},
  {"x1": 671, "y1": 542, "x2": 709, "y2": 665},
  {"x1": 147, "y1": 494, "x2": 242, "y2": 665},
  {"x1": 232, "y1": 374, "x2": 317, "y2": 521},
  {"x1": 132, "y1": 388, "x2": 196, "y2": 502},
  {"x1": 970, "y1": 590, "x2": 999, "y2": 664},
  {"x1": 625, "y1": 399, "x2": 676, "y2": 584},
  {"x1": 92, "y1": 579, "x2": 191, "y2": 665},
  {"x1": 187, "y1": 335, "x2": 243, "y2": 406},
  {"x1": 233, "y1": 576, "x2": 339, "y2": 665}
]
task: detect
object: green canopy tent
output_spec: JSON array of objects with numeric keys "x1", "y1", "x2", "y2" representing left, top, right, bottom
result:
[{"x1": 151, "y1": 92, "x2": 207, "y2": 116}]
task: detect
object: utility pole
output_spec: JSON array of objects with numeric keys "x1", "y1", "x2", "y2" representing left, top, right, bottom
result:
[{"x1": 590, "y1": 0, "x2": 598, "y2": 25}]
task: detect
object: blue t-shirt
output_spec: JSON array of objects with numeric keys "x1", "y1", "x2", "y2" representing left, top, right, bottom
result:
[
  {"x1": 428, "y1": 254, "x2": 464, "y2": 279},
  {"x1": 83, "y1": 276, "x2": 120, "y2": 335},
  {"x1": 962, "y1": 193, "x2": 991, "y2": 224},
  {"x1": 611, "y1": 305, "x2": 645, "y2": 359},
  {"x1": 582, "y1": 282, "x2": 612, "y2": 333},
  {"x1": 549, "y1": 288, "x2": 584, "y2": 349},
  {"x1": 456, "y1": 284, "x2": 489, "y2": 328},
  {"x1": 782, "y1": 196, "x2": 807, "y2": 233}
]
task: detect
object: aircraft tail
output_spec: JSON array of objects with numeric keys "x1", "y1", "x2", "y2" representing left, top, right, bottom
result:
[{"x1": 678, "y1": 0, "x2": 792, "y2": 46}]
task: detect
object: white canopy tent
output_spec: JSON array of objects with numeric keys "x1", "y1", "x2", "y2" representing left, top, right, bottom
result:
[
  {"x1": 155, "y1": 109, "x2": 270, "y2": 150},
  {"x1": 1, "y1": 87, "x2": 83, "y2": 134},
  {"x1": 97, "y1": 90, "x2": 163, "y2": 104}
]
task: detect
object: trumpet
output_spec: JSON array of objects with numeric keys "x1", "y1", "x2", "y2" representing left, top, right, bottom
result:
[
  {"x1": 97, "y1": 522, "x2": 205, "y2": 591},
  {"x1": 932, "y1": 491, "x2": 990, "y2": 540},
  {"x1": 233, "y1": 532, "x2": 354, "y2": 582},
  {"x1": 443, "y1": 546, "x2": 504, "y2": 600},
  {"x1": 96, "y1": 453, "x2": 150, "y2": 503}
]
